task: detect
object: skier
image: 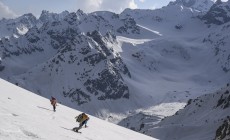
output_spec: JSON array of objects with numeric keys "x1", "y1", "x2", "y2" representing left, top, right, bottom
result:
[
  {"x1": 73, "y1": 113, "x2": 89, "y2": 132},
  {"x1": 50, "y1": 96, "x2": 57, "y2": 112}
]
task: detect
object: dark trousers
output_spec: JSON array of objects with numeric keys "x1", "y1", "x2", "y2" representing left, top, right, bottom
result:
[
  {"x1": 53, "y1": 105, "x2": 56, "y2": 111},
  {"x1": 78, "y1": 118, "x2": 89, "y2": 130}
]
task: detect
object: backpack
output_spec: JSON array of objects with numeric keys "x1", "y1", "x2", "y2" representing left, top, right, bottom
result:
[
  {"x1": 50, "y1": 97, "x2": 56, "y2": 105},
  {"x1": 76, "y1": 114, "x2": 83, "y2": 122}
]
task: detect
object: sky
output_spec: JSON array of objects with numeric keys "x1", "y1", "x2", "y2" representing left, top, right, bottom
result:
[{"x1": 0, "y1": 0, "x2": 175, "y2": 19}]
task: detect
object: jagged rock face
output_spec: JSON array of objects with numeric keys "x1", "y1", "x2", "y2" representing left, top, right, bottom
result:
[
  {"x1": 202, "y1": 1, "x2": 230, "y2": 25},
  {"x1": 17, "y1": 13, "x2": 37, "y2": 28},
  {"x1": 39, "y1": 10, "x2": 69, "y2": 23},
  {"x1": 117, "y1": 18, "x2": 140, "y2": 34},
  {"x1": 0, "y1": 30, "x2": 44, "y2": 59},
  {"x1": 215, "y1": 117, "x2": 230, "y2": 140},
  {"x1": 168, "y1": 0, "x2": 215, "y2": 12},
  {"x1": 37, "y1": 30, "x2": 131, "y2": 105},
  {"x1": 216, "y1": 90, "x2": 230, "y2": 109},
  {"x1": 170, "y1": 0, "x2": 196, "y2": 7},
  {"x1": 0, "y1": 59, "x2": 5, "y2": 71},
  {"x1": 48, "y1": 30, "x2": 131, "y2": 105}
]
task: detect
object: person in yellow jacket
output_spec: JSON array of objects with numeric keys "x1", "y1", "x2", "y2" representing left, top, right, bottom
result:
[{"x1": 73, "y1": 113, "x2": 89, "y2": 132}]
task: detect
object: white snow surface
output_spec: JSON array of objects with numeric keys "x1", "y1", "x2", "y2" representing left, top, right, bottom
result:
[{"x1": 0, "y1": 78, "x2": 157, "y2": 140}]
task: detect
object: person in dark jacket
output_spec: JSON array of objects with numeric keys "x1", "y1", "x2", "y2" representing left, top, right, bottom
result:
[{"x1": 50, "y1": 96, "x2": 57, "y2": 112}]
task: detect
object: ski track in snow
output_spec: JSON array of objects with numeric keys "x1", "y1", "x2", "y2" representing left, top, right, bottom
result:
[
  {"x1": 117, "y1": 36, "x2": 153, "y2": 46},
  {"x1": 137, "y1": 24, "x2": 162, "y2": 36}
]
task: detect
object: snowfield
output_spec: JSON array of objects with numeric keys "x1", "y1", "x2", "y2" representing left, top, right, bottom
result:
[{"x1": 0, "y1": 78, "x2": 157, "y2": 140}]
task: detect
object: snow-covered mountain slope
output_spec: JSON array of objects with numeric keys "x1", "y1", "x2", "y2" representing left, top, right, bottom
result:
[
  {"x1": 168, "y1": 0, "x2": 215, "y2": 12},
  {"x1": 116, "y1": 31, "x2": 227, "y2": 134},
  {"x1": 112, "y1": 1, "x2": 230, "y2": 137},
  {"x1": 120, "y1": 3, "x2": 207, "y2": 39},
  {"x1": 0, "y1": 78, "x2": 157, "y2": 140},
  {"x1": 145, "y1": 83, "x2": 230, "y2": 140}
]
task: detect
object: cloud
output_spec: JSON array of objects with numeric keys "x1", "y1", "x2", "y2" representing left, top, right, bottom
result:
[
  {"x1": 0, "y1": 0, "x2": 138, "y2": 19},
  {"x1": 150, "y1": 6, "x2": 156, "y2": 10},
  {"x1": 77, "y1": 0, "x2": 138, "y2": 13},
  {"x1": 139, "y1": 0, "x2": 145, "y2": 3},
  {"x1": 129, "y1": 0, "x2": 138, "y2": 9},
  {"x1": 0, "y1": 1, "x2": 17, "y2": 19}
]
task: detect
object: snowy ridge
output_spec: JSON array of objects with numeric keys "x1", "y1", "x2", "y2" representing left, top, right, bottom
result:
[
  {"x1": 0, "y1": 78, "x2": 157, "y2": 140},
  {"x1": 168, "y1": 0, "x2": 215, "y2": 12},
  {"x1": 0, "y1": 10, "x2": 70, "y2": 38}
]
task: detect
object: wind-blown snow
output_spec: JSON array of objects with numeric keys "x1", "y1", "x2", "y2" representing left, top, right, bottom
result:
[{"x1": 0, "y1": 78, "x2": 157, "y2": 140}]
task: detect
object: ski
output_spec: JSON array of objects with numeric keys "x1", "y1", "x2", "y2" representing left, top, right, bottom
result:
[{"x1": 72, "y1": 127, "x2": 82, "y2": 133}]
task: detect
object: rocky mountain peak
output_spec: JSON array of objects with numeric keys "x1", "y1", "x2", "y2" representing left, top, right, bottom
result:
[
  {"x1": 39, "y1": 10, "x2": 69, "y2": 23},
  {"x1": 201, "y1": 0, "x2": 230, "y2": 25},
  {"x1": 16, "y1": 13, "x2": 37, "y2": 28},
  {"x1": 76, "y1": 9, "x2": 86, "y2": 17},
  {"x1": 168, "y1": 0, "x2": 215, "y2": 12}
]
